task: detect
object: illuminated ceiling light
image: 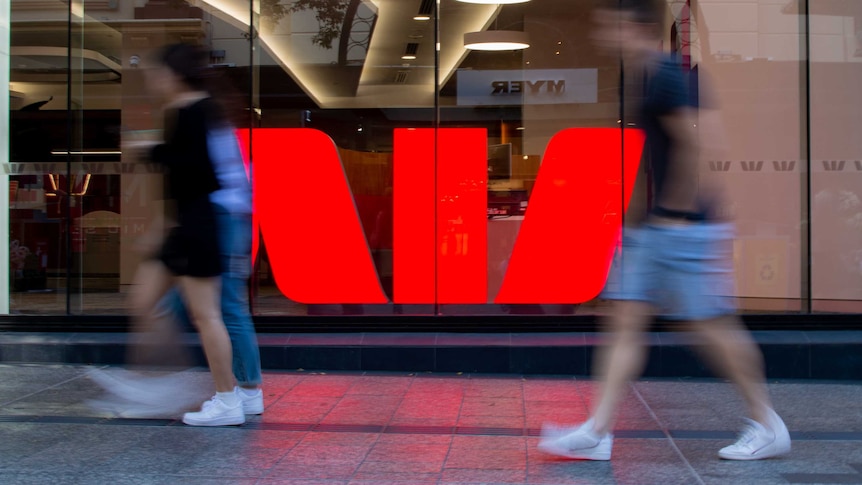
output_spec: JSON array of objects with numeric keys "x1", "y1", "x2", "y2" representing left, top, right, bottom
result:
[
  {"x1": 456, "y1": 0, "x2": 530, "y2": 3},
  {"x1": 464, "y1": 31, "x2": 530, "y2": 51},
  {"x1": 402, "y1": 42, "x2": 419, "y2": 60},
  {"x1": 415, "y1": 0, "x2": 434, "y2": 22}
]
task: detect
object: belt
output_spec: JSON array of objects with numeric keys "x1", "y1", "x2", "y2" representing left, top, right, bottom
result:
[{"x1": 651, "y1": 206, "x2": 706, "y2": 222}]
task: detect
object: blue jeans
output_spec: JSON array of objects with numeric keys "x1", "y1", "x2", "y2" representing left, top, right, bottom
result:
[{"x1": 157, "y1": 204, "x2": 262, "y2": 386}]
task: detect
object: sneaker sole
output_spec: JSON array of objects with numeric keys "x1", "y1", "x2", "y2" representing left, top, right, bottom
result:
[
  {"x1": 242, "y1": 404, "x2": 264, "y2": 415},
  {"x1": 538, "y1": 439, "x2": 612, "y2": 461},
  {"x1": 182, "y1": 415, "x2": 246, "y2": 426},
  {"x1": 718, "y1": 443, "x2": 791, "y2": 461}
]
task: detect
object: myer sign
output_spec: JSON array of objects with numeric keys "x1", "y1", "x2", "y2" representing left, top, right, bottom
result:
[{"x1": 457, "y1": 69, "x2": 598, "y2": 106}]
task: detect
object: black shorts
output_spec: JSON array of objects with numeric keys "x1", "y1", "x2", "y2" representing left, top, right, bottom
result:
[{"x1": 158, "y1": 200, "x2": 222, "y2": 278}]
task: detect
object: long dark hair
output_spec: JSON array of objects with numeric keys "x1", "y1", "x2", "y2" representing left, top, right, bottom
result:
[{"x1": 156, "y1": 42, "x2": 246, "y2": 127}]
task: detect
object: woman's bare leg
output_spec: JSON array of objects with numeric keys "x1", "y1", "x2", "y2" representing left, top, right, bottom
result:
[
  {"x1": 177, "y1": 276, "x2": 235, "y2": 393},
  {"x1": 127, "y1": 261, "x2": 178, "y2": 367}
]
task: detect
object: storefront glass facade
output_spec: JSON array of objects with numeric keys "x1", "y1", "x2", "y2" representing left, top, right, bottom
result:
[{"x1": 2, "y1": 0, "x2": 861, "y2": 318}]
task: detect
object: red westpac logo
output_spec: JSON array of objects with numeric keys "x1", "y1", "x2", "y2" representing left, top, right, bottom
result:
[{"x1": 236, "y1": 127, "x2": 644, "y2": 305}]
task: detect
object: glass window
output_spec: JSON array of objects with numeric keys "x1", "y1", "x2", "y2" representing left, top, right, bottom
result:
[
  {"x1": 7, "y1": 0, "x2": 253, "y2": 314},
  {"x1": 1, "y1": 0, "x2": 858, "y2": 320},
  {"x1": 697, "y1": 0, "x2": 807, "y2": 313},
  {"x1": 809, "y1": 0, "x2": 862, "y2": 312},
  {"x1": 8, "y1": 0, "x2": 71, "y2": 313},
  {"x1": 438, "y1": 0, "x2": 618, "y2": 316},
  {"x1": 248, "y1": 0, "x2": 434, "y2": 316}
]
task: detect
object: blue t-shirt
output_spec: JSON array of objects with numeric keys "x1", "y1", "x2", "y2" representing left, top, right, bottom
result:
[{"x1": 640, "y1": 54, "x2": 712, "y2": 221}]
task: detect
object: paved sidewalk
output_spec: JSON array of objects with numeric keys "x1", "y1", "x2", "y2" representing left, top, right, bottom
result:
[{"x1": 1, "y1": 364, "x2": 861, "y2": 484}]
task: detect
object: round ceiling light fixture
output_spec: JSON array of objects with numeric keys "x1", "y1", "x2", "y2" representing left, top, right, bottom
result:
[{"x1": 464, "y1": 30, "x2": 530, "y2": 51}]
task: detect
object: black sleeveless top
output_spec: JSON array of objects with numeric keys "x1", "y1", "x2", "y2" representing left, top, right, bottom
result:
[{"x1": 150, "y1": 97, "x2": 224, "y2": 277}]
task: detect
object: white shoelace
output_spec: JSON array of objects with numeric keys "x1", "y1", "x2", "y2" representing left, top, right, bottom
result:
[
  {"x1": 733, "y1": 420, "x2": 761, "y2": 447},
  {"x1": 199, "y1": 395, "x2": 220, "y2": 412}
]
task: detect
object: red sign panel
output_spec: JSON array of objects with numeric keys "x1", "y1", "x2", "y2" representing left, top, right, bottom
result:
[{"x1": 237, "y1": 127, "x2": 644, "y2": 304}]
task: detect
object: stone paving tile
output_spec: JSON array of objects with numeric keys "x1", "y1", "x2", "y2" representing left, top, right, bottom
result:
[
  {"x1": 283, "y1": 441, "x2": 373, "y2": 464},
  {"x1": 464, "y1": 378, "x2": 525, "y2": 398},
  {"x1": 606, "y1": 439, "x2": 701, "y2": 485},
  {"x1": 457, "y1": 414, "x2": 526, "y2": 428},
  {"x1": 769, "y1": 382, "x2": 862, "y2": 432},
  {"x1": 179, "y1": 430, "x2": 306, "y2": 477},
  {"x1": 527, "y1": 437, "x2": 698, "y2": 485},
  {"x1": 460, "y1": 397, "x2": 524, "y2": 417},
  {"x1": 261, "y1": 480, "x2": 348, "y2": 485},
  {"x1": 262, "y1": 397, "x2": 342, "y2": 424},
  {"x1": 452, "y1": 435, "x2": 528, "y2": 450},
  {"x1": 287, "y1": 376, "x2": 358, "y2": 398},
  {"x1": 344, "y1": 375, "x2": 413, "y2": 396},
  {"x1": 679, "y1": 439, "x2": 862, "y2": 485},
  {"x1": 0, "y1": 472, "x2": 260, "y2": 484},
  {"x1": 1, "y1": 365, "x2": 862, "y2": 485},
  {"x1": 523, "y1": 384, "x2": 589, "y2": 405},
  {"x1": 353, "y1": 480, "x2": 441, "y2": 485},
  {"x1": 0, "y1": 364, "x2": 91, "y2": 404},
  {"x1": 525, "y1": 401, "x2": 590, "y2": 428},
  {"x1": 321, "y1": 395, "x2": 402, "y2": 425},
  {"x1": 266, "y1": 461, "x2": 363, "y2": 481},
  {"x1": 298, "y1": 431, "x2": 378, "y2": 447},
  {"x1": 393, "y1": 399, "x2": 461, "y2": 422},
  {"x1": 387, "y1": 416, "x2": 458, "y2": 428},
  {"x1": 446, "y1": 445, "x2": 528, "y2": 470},
  {"x1": 257, "y1": 375, "x2": 306, "y2": 404},
  {"x1": 354, "y1": 459, "x2": 445, "y2": 477},
  {"x1": 405, "y1": 378, "x2": 466, "y2": 397},
  {"x1": 12, "y1": 425, "x2": 164, "y2": 473},
  {"x1": 440, "y1": 468, "x2": 529, "y2": 483},
  {"x1": 365, "y1": 434, "x2": 452, "y2": 465},
  {"x1": 632, "y1": 380, "x2": 747, "y2": 430}
]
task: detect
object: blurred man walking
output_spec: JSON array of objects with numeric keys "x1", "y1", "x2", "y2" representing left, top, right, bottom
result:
[{"x1": 538, "y1": 0, "x2": 791, "y2": 462}]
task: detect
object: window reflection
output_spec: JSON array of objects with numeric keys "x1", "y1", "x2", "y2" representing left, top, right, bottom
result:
[{"x1": 3, "y1": 0, "x2": 861, "y2": 317}]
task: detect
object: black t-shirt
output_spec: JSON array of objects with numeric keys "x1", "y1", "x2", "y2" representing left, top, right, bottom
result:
[{"x1": 640, "y1": 54, "x2": 712, "y2": 221}]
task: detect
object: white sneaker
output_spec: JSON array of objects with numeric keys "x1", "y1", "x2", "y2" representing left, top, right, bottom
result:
[
  {"x1": 538, "y1": 419, "x2": 613, "y2": 461},
  {"x1": 182, "y1": 394, "x2": 245, "y2": 426},
  {"x1": 718, "y1": 409, "x2": 791, "y2": 460},
  {"x1": 237, "y1": 387, "x2": 264, "y2": 415}
]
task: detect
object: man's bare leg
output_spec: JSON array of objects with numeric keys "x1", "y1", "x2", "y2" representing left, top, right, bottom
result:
[
  {"x1": 688, "y1": 314, "x2": 772, "y2": 425},
  {"x1": 591, "y1": 300, "x2": 653, "y2": 435}
]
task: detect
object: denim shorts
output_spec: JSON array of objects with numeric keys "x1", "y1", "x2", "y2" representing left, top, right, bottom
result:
[{"x1": 602, "y1": 221, "x2": 737, "y2": 321}]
